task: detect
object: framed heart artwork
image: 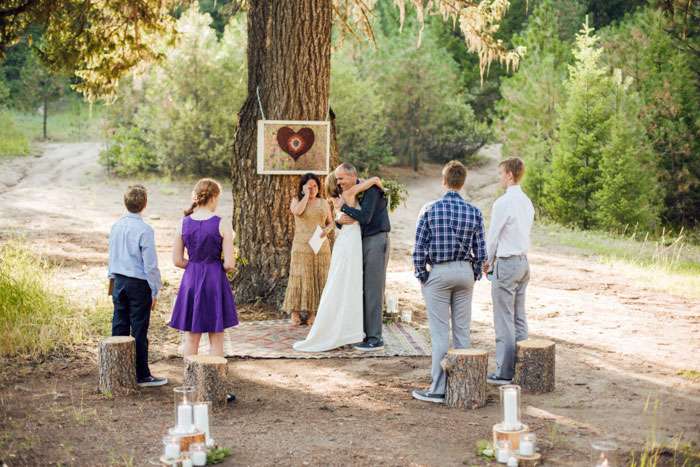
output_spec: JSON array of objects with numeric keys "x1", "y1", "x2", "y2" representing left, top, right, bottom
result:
[{"x1": 256, "y1": 120, "x2": 330, "y2": 175}]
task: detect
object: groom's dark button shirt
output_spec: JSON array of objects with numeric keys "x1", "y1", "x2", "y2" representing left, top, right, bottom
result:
[{"x1": 340, "y1": 185, "x2": 391, "y2": 237}]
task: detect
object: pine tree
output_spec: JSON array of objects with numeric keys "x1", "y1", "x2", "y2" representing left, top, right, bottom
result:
[
  {"x1": 495, "y1": 0, "x2": 571, "y2": 210},
  {"x1": 547, "y1": 18, "x2": 611, "y2": 229},
  {"x1": 593, "y1": 69, "x2": 657, "y2": 230}
]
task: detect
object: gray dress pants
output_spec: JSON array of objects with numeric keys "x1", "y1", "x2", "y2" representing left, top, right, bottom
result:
[
  {"x1": 362, "y1": 232, "x2": 389, "y2": 345},
  {"x1": 421, "y1": 261, "x2": 475, "y2": 395},
  {"x1": 492, "y1": 255, "x2": 530, "y2": 379}
]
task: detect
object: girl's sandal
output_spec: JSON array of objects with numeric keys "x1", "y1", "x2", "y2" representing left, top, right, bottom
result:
[
  {"x1": 307, "y1": 312, "x2": 315, "y2": 325},
  {"x1": 291, "y1": 312, "x2": 302, "y2": 325}
]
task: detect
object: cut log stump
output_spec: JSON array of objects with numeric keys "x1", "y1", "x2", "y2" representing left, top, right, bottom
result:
[
  {"x1": 512, "y1": 339, "x2": 555, "y2": 394},
  {"x1": 183, "y1": 355, "x2": 229, "y2": 409},
  {"x1": 440, "y1": 348, "x2": 488, "y2": 409},
  {"x1": 518, "y1": 453, "x2": 542, "y2": 466},
  {"x1": 98, "y1": 336, "x2": 138, "y2": 396}
]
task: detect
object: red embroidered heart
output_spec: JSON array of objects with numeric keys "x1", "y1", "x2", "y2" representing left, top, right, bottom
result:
[{"x1": 276, "y1": 126, "x2": 315, "y2": 161}]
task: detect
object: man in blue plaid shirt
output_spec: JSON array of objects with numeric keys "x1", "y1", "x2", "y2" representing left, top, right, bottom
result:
[{"x1": 411, "y1": 160, "x2": 486, "y2": 403}]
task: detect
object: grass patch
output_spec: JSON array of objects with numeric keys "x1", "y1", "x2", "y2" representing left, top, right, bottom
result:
[
  {"x1": 532, "y1": 221, "x2": 700, "y2": 298},
  {"x1": 0, "y1": 102, "x2": 104, "y2": 158},
  {"x1": 0, "y1": 242, "x2": 110, "y2": 358},
  {"x1": 677, "y1": 369, "x2": 700, "y2": 381}
]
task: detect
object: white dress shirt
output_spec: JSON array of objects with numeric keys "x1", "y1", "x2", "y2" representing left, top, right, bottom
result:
[{"x1": 486, "y1": 185, "x2": 535, "y2": 266}]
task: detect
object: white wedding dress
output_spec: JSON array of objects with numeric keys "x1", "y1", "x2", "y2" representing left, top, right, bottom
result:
[{"x1": 293, "y1": 220, "x2": 364, "y2": 352}]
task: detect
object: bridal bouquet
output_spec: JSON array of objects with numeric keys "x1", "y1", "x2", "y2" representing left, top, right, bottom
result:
[{"x1": 380, "y1": 179, "x2": 408, "y2": 213}]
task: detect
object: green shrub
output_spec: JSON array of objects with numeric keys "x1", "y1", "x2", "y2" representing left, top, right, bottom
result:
[
  {"x1": 0, "y1": 242, "x2": 110, "y2": 358},
  {"x1": 99, "y1": 126, "x2": 158, "y2": 176}
]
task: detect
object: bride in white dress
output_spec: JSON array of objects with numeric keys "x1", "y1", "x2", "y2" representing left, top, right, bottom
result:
[{"x1": 293, "y1": 173, "x2": 384, "y2": 352}]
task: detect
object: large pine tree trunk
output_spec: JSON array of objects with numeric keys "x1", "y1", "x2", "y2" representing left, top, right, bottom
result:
[{"x1": 231, "y1": 0, "x2": 338, "y2": 305}]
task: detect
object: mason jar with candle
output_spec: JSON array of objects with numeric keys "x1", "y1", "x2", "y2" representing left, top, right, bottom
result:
[
  {"x1": 519, "y1": 432, "x2": 536, "y2": 456},
  {"x1": 507, "y1": 452, "x2": 519, "y2": 467},
  {"x1": 499, "y1": 385, "x2": 522, "y2": 431},
  {"x1": 181, "y1": 454, "x2": 193, "y2": 467},
  {"x1": 401, "y1": 309, "x2": 412, "y2": 323},
  {"x1": 190, "y1": 442, "x2": 208, "y2": 466},
  {"x1": 173, "y1": 386, "x2": 196, "y2": 434},
  {"x1": 591, "y1": 440, "x2": 618, "y2": 466},
  {"x1": 162, "y1": 434, "x2": 181, "y2": 460},
  {"x1": 496, "y1": 439, "x2": 512, "y2": 464}
]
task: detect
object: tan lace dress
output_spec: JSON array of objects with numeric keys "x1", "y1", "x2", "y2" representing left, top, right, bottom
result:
[{"x1": 282, "y1": 202, "x2": 332, "y2": 313}]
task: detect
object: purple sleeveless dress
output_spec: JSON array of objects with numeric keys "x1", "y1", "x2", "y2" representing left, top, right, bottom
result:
[{"x1": 170, "y1": 216, "x2": 238, "y2": 333}]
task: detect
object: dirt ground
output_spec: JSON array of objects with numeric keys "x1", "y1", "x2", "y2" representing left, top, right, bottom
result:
[{"x1": 0, "y1": 143, "x2": 699, "y2": 466}]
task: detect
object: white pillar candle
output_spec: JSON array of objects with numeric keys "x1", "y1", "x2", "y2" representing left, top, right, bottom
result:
[
  {"x1": 191, "y1": 449, "x2": 207, "y2": 466},
  {"x1": 503, "y1": 388, "x2": 519, "y2": 430},
  {"x1": 164, "y1": 442, "x2": 180, "y2": 459},
  {"x1": 177, "y1": 402, "x2": 193, "y2": 433},
  {"x1": 193, "y1": 403, "x2": 210, "y2": 441},
  {"x1": 497, "y1": 447, "x2": 509, "y2": 463},
  {"x1": 519, "y1": 440, "x2": 534, "y2": 456}
]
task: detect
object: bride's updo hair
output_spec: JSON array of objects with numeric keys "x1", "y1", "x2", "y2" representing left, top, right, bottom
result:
[
  {"x1": 184, "y1": 178, "x2": 221, "y2": 216},
  {"x1": 325, "y1": 172, "x2": 340, "y2": 198}
]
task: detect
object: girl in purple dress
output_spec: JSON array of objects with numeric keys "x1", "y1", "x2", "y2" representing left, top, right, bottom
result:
[{"x1": 170, "y1": 178, "x2": 238, "y2": 357}]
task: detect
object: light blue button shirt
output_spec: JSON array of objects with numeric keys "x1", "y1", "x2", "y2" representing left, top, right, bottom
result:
[{"x1": 108, "y1": 213, "x2": 161, "y2": 299}]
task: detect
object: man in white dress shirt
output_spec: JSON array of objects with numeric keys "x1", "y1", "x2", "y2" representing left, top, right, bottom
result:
[{"x1": 483, "y1": 157, "x2": 535, "y2": 384}]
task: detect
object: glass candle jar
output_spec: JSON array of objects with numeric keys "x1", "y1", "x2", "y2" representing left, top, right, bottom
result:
[
  {"x1": 496, "y1": 439, "x2": 512, "y2": 464},
  {"x1": 174, "y1": 386, "x2": 196, "y2": 434},
  {"x1": 401, "y1": 309, "x2": 412, "y2": 323},
  {"x1": 519, "y1": 432, "x2": 536, "y2": 456},
  {"x1": 162, "y1": 434, "x2": 180, "y2": 460},
  {"x1": 181, "y1": 454, "x2": 193, "y2": 467},
  {"x1": 507, "y1": 452, "x2": 519, "y2": 467},
  {"x1": 499, "y1": 385, "x2": 522, "y2": 431},
  {"x1": 591, "y1": 440, "x2": 618, "y2": 466},
  {"x1": 190, "y1": 442, "x2": 208, "y2": 466}
]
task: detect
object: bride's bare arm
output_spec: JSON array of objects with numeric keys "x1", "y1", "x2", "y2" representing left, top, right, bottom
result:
[{"x1": 342, "y1": 176, "x2": 383, "y2": 198}]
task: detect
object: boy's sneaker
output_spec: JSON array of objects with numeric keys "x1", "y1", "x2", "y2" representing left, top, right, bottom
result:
[
  {"x1": 138, "y1": 375, "x2": 168, "y2": 387},
  {"x1": 487, "y1": 373, "x2": 512, "y2": 385},
  {"x1": 412, "y1": 389, "x2": 445, "y2": 403}
]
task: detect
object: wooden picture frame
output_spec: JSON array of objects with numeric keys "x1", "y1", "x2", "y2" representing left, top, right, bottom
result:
[{"x1": 257, "y1": 120, "x2": 330, "y2": 175}]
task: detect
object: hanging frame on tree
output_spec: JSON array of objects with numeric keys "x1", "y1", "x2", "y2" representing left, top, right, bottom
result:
[{"x1": 257, "y1": 120, "x2": 330, "y2": 175}]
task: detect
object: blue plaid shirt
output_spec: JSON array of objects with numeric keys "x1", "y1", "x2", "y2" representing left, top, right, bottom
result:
[{"x1": 413, "y1": 190, "x2": 486, "y2": 283}]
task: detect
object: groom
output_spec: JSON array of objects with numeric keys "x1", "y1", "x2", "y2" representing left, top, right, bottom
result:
[{"x1": 335, "y1": 162, "x2": 391, "y2": 351}]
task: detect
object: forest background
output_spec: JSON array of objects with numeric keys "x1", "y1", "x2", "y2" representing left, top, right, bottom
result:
[{"x1": 2, "y1": 0, "x2": 699, "y2": 235}]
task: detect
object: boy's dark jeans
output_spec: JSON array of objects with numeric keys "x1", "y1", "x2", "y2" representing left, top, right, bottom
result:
[{"x1": 112, "y1": 274, "x2": 152, "y2": 380}]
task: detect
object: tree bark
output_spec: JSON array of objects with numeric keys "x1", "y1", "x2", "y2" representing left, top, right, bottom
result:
[
  {"x1": 512, "y1": 338, "x2": 555, "y2": 394},
  {"x1": 98, "y1": 336, "x2": 138, "y2": 396},
  {"x1": 440, "y1": 348, "x2": 488, "y2": 409},
  {"x1": 230, "y1": 0, "x2": 338, "y2": 305},
  {"x1": 183, "y1": 355, "x2": 229, "y2": 409}
]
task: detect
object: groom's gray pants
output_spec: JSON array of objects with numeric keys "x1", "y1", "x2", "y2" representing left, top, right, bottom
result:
[
  {"x1": 492, "y1": 255, "x2": 530, "y2": 380},
  {"x1": 362, "y1": 232, "x2": 389, "y2": 345},
  {"x1": 421, "y1": 261, "x2": 475, "y2": 395}
]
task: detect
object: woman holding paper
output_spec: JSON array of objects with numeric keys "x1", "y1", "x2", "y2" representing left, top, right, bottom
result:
[{"x1": 282, "y1": 173, "x2": 334, "y2": 325}]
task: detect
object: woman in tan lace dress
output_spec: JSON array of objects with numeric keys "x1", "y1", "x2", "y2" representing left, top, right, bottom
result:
[{"x1": 282, "y1": 173, "x2": 333, "y2": 325}]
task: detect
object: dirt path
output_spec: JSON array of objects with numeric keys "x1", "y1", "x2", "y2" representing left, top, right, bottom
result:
[{"x1": 1, "y1": 143, "x2": 699, "y2": 466}]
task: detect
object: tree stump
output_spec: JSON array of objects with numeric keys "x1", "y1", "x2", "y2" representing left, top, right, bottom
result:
[
  {"x1": 518, "y1": 453, "x2": 542, "y2": 466},
  {"x1": 440, "y1": 348, "x2": 488, "y2": 409},
  {"x1": 512, "y1": 339, "x2": 555, "y2": 394},
  {"x1": 183, "y1": 355, "x2": 229, "y2": 409},
  {"x1": 98, "y1": 336, "x2": 138, "y2": 396},
  {"x1": 493, "y1": 423, "x2": 529, "y2": 451}
]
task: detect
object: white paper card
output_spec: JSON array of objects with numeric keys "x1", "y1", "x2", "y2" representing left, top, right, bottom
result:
[{"x1": 308, "y1": 225, "x2": 326, "y2": 255}]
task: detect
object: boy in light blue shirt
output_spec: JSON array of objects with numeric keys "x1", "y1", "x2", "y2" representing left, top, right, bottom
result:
[{"x1": 108, "y1": 185, "x2": 167, "y2": 387}]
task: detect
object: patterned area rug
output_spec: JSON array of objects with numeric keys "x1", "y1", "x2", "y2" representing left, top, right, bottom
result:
[{"x1": 180, "y1": 320, "x2": 431, "y2": 358}]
